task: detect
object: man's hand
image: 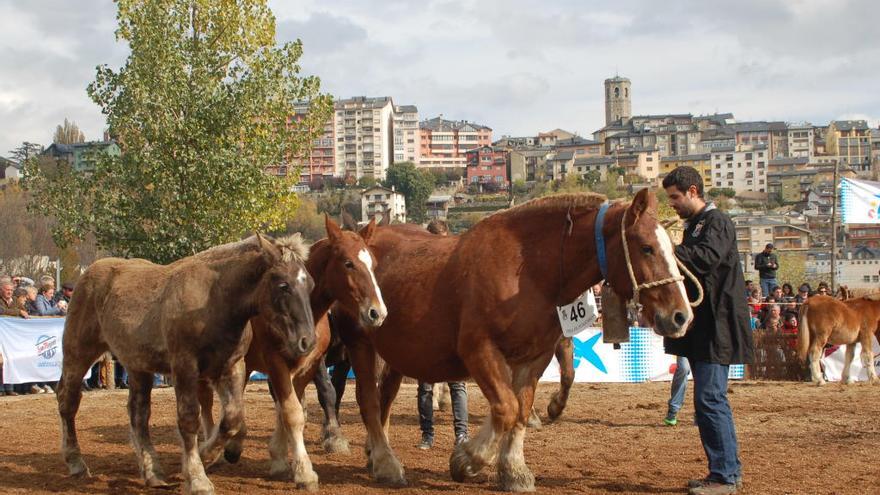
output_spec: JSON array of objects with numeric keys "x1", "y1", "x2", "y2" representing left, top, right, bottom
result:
[{"x1": 19, "y1": 309, "x2": 28, "y2": 319}]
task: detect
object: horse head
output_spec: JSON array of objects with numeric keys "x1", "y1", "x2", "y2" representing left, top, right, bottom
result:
[
  {"x1": 322, "y1": 215, "x2": 387, "y2": 328},
  {"x1": 605, "y1": 189, "x2": 694, "y2": 338},
  {"x1": 254, "y1": 233, "x2": 317, "y2": 358}
]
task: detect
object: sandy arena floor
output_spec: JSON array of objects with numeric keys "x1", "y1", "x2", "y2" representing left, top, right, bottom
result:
[{"x1": 0, "y1": 380, "x2": 877, "y2": 494}]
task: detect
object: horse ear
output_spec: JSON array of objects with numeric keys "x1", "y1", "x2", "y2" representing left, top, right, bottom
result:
[
  {"x1": 325, "y1": 214, "x2": 343, "y2": 241},
  {"x1": 341, "y1": 211, "x2": 358, "y2": 231},
  {"x1": 628, "y1": 188, "x2": 657, "y2": 223},
  {"x1": 359, "y1": 217, "x2": 378, "y2": 244},
  {"x1": 256, "y1": 233, "x2": 279, "y2": 263}
]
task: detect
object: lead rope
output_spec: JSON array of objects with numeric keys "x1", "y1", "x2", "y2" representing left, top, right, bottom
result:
[{"x1": 619, "y1": 208, "x2": 704, "y2": 308}]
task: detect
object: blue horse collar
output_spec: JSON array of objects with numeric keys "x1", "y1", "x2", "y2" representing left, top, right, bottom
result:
[{"x1": 595, "y1": 202, "x2": 610, "y2": 280}]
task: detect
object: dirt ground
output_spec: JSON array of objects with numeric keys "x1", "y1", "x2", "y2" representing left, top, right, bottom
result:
[{"x1": 0, "y1": 380, "x2": 878, "y2": 494}]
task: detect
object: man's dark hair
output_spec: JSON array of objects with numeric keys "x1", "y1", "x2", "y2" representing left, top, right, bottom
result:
[{"x1": 662, "y1": 166, "x2": 704, "y2": 198}]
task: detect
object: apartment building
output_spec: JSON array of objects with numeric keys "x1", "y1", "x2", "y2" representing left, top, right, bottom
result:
[
  {"x1": 334, "y1": 96, "x2": 395, "y2": 181},
  {"x1": 465, "y1": 146, "x2": 509, "y2": 187},
  {"x1": 659, "y1": 153, "x2": 712, "y2": 191},
  {"x1": 392, "y1": 104, "x2": 420, "y2": 164},
  {"x1": 827, "y1": 120, "x2": 872, "y2": 176},
  {"x1": 709, "y1": 144, "x2": 769, "y2": 193},
  {"x1": 419, "y1": 116, "x2": 492, "y2": 169},
  {"x1": 285, "y1": 102, "x2": 336, "y2": 184}
]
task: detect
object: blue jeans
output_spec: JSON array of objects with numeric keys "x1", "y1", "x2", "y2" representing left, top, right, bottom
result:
[
  {"x1": 667, "y1": 356, "x2": 690, "y2": 418},
  {"x1": 418, "y1": 381, "x2": 468, "y2": 439},
  {"x1": 692, "y1": 361, "x2": 742, "y2": 485},
  {"x1": 760, "y1": 278, "x2": 778, "y2": 298}
]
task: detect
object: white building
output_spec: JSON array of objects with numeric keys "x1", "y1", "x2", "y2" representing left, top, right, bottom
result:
[
  {"x1": 710, "y1": 144, "x2": 768, "y2": 193},
  {"x1": 334, "y1": 96, "x2": 395, "y2": 181},
  {"x1": 787, "y1": 123, "x2": 814, "y2": 160},
  {"x1": 361, "y1": 185, "x2": 406, "y2": 223},
  {"x1": 393, "y1": 104, "x2": 420, "y2": 165}
]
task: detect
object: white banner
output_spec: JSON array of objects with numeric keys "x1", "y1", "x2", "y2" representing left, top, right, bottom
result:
[
  {"x1": 841, "y1": 177, "x2": 880, "y2": 224},
  {"x1": 0, "y1": 316, "x2": 69, "y2": 384},
  {"x1": 821, "y1": 336, "x2": 880, "y2": 382},
  {"x1": 540, "y1": 327, "x2": 745, "y2": 383}
]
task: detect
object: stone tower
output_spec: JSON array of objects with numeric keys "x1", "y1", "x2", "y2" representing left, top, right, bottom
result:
[{"x1": 604, "y1": 76, "x2": 631, "y2": 126}]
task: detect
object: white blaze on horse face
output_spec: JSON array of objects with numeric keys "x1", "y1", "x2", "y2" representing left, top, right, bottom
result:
[
  {"x1": 296, "y1": 269, "x2": 307, "y2": 285},
  {"x1": 654, "y1": 225, "x2": 693, "y2": 327},
  {"x1": 357, "y1": 248, "x2": 388, "y2": 317}
]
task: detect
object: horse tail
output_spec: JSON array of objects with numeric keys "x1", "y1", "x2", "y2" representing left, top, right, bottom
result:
[{"x1": 797, "y1": 301, "x2": 810, "y2": 362}]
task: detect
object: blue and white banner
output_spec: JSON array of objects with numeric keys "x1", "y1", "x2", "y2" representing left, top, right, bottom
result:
[
  {"x1": 540, "y1": 327, "x2": 745, "y2": 383},
  {"x1": 0, "y1": 316, "x2": 71, "y2": 384},
  {"x1": 841, "y1": 177, "x2": 880, "y2": 224}
]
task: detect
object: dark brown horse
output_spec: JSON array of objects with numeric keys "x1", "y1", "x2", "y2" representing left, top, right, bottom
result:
[
  {"x1": 57, "y1": 234, "x2": 314, "y2": 495},
  {"x1": 198, "y1": 217, "x2": 386, "y2": 489},
  {"x1": 334, "y1": 189, "x2": 696, "y2": 491}
]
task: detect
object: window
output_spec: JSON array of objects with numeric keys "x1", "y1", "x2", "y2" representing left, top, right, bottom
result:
[
  {"x1": 865, "y1": 276, "x2": 872, "y2": 283},
  {"x1": 646, "y1": 156, "x2": 653, "y2": 162},
  {"x1": 615, "y1": 87, "x2": 620, "y2": 98},
  {"x1": 765, "y1": 228, "x2": 771, "y2": 234}
]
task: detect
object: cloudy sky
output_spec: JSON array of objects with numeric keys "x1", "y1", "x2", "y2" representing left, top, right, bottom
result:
[{"x1": 2, "y1": 0, "x2": 879, "y2": 155}]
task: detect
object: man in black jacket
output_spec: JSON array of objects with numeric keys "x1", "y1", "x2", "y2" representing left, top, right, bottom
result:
[
  {"x1": 753, "y1": 244, "x2": 778, "y2": 297},
  {"x1": 662, "y1": 166, "x2": 754, "y2": 495}
]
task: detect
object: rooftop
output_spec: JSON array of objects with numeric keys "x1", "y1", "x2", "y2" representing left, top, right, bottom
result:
[{"x1": 420, "y1": 116, "x2": 491, "y2": 132}]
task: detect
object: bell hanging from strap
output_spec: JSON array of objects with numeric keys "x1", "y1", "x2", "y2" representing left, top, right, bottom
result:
[{"x1": 601, "y1": 284, "x2": 630, "y2": 346}]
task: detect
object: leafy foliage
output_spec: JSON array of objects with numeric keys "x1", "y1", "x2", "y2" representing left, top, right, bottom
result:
[
  {"x1": 384, "y1": 161, "x2": 435, "y2": 223},
  {"x1": 53, "y1": 119, "x2": 86, "y2": 145},
  {"x1": 24, "y1": 0, "x2": 331, "y2": 263}
]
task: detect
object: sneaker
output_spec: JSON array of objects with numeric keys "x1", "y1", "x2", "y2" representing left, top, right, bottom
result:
[
  {"x1": 663, "y1": 416, "x2": 678, "y2": 426},
  {"x1": 688, "y1": 476, "x2": 743, "y2": 490},
  {"x1": 417, "y1": 434, "x2": 433, "y2": 450},
  {"x1": 30, "y1": 384, "x2": 44, "y2": 394},
  {"x1": 454, "y1": 433, "x2": 469, "y2": 446},
  {"x1": 687, "y1": 480, "x2": 737, "y2": 494},
  {"x1": 42, "y1": 385, "x2": 54, "y2": 394}
]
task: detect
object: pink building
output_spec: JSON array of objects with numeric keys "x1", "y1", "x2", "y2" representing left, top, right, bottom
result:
[
  {"x1": 465, "y1": 146, "x2": 509, "y2": 188},
  {"x1": 419, "y1": 116, "x2": 492, "y2": 169}
]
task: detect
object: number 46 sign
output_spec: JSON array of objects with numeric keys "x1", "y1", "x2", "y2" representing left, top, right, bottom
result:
[{"x1": 556, "y1": 288, "x2": 599, "y2": 338}]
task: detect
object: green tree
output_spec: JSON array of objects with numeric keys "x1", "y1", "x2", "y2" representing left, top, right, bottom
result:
[
  {"x1": 581, "y1": 170, "x2": 601, "y2": 188},
  {"x1": 384, "y1": 162, "x2": 435, "y2": 223},
  {"x1": 9, "y1": 142, "x2": 43, "y2": 164},
  {"x1": 53, "y1": 119, "x2": 86, "y2": 144},
  {"x1": 24, "y1": 0, "x2": 331, "y2": 263}
]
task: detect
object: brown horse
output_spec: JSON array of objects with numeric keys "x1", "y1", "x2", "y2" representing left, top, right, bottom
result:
[
  {"x1": 198, "y1": 217, "x2": 386, "y2": 489},
  {"x1": 57, "y1": 234, "x2": 315, "y2": 495},
  {"x1": 334, "y1": 189, "x2": 696, "y2": 491},
  {"x1": 798, "y1": 294, "x2": 880, "y2": 385}
]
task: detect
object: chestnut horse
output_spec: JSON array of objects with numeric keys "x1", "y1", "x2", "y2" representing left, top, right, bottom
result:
[
  {"x1": 57, "y1": 234, "x2": 315, "y2": 495},
  {"x1": 798, "y1": 294, "x2": 880, "y2": 385},
  {"x1": 333, "y1": 189, "x2": 696, "y2": 491},
  {"x1": 198, "y1": 217, "x2": 386, "y2": 489}
]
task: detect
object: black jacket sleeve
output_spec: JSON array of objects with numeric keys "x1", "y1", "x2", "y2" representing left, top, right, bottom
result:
[{"x1": 674, "y1": 214, "x2": 733, "y2": 277}]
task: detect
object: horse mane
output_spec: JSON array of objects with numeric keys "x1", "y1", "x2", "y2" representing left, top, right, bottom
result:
[
  {"x1": 493, "y1": 192, "x2": 609, "y2": 221},
  {"x1": 273, "y1": 233, "x2": 310, "y2": 264}
]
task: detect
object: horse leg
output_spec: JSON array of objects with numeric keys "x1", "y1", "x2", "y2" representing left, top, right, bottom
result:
[
  {"x1": 349, "y1": 339, "x2": 406, "y2": 485},
  {"x1": 450, "y1": 340, "x2": 518, "y2": 484},
  {"x1": 809, "y1": 340, "x2": 825, "y2": 386},
  {"x1": 313, "y1": 357, "x2": 350, "y2": 454},
  {"x1": 497, "y1": 357, "x2": 550, "y2": 492},
  {"x1": 266, "y1": 359, "x2": 318, "y2": 489},
  {"x1": 199, "y1": 358, "x2": 247, "y2": 467},
  {"x1": 547, "y1": 337, "x2": 574, "y2": 421},
  {"x1": 127, "y1": 371, "x2": 168, "y2": 487},
  {"x1": 859, "y1": 330, "x2": 879, "y2": 384},
  {"x1": 842, "y1": 344, "x2": 856, "y2": 384},
  {"x1": 172, "y1": 363, "x2": 215, "y2": 495},
  {"x1": 378, "y1": 366, "x2": 403, "y2": 436},
  {"x1": 197, "y1": 379, "x2": 215, "y2": 442},
  {"x1": 331, "y1": 359, "x2": 350, "y2": 415},
  {"x1": 57, "y1": 331, "x2": 106, "y2": 479}
]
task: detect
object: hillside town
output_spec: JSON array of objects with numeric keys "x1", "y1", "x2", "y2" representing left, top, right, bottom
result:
[{"x1": 3, "y1": 75, "x2": 880, "y2": 288}]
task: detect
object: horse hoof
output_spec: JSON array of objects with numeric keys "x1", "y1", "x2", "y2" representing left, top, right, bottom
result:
[
  {"x1": 185, "y1": 477, "x2": 215, "y2": 495},
  {"x1": 294, "y1": 467, "x2": 320, "y2": 492},
  {"x1": 67, "y1": 460, "x2": 91, "y2": 479},
  {"x1": 322, "y1": 435, "x2": 351, "y2": 454},
  {"x1": 527, "y1": 413, "x2": 543, "y2": 430},
  {"x1": 449, "y1": 443, "x2": 479, "y2": 482},
  {"x1": 547, "y1": 402, "x2": 564, "y2": 422},
  {"x1": 224, "y1": 447, "x2": 242, "y2": 464},
  {"x1": 372, "y1": 459, "x2": 407, "y2": 487},
  {"x1": 146, "y1": 476, "x2": 171, "y2": 488},
  {"x1": 498, "y1": 465, "x2": 536, "y2": 492},
  {"x1": 268, "y1": 465, "x2": 293, "y2": 481}
]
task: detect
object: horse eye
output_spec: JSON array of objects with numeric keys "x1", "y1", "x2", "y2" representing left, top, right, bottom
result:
[
  {"x1": 278, "y1": 282, "x2": 291, "y2": 292},
  {"x1": 641, "y1": 246, "x2": 654, "y2": 255},
  {"x1": 344, "y1": 260, "x2": 354, "y2": 269}
]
